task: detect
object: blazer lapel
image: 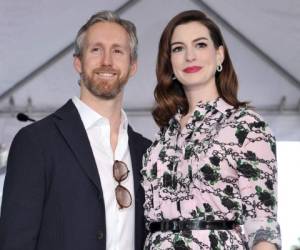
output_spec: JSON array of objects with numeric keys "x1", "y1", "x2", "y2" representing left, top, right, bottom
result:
[
  {"x1": 128, "y1": 126, "x2": 144, "y2": 204},
  {"x1": 53, "y1": 100, "x2": 103, "y2": 194}
]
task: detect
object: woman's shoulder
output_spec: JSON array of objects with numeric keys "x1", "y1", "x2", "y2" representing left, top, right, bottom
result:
[
  {"x1": 228, "y1": 106, "x2": 269, "y2": 130},
  {"x1": 226, "y1": 106, "x2": 276, "y2": 146},
  {"x1": 216, "y1": 98, "x2": 267, "y2": 130}
]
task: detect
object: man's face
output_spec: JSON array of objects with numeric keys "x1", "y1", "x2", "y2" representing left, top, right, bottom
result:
[{"x1": 74, "y1": 22, "x2": 137, "y2": 100}]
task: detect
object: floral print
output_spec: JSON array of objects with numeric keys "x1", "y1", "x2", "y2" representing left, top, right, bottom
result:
[{"x1": 141, "y1": 98, "x2": 281, "y2": 249}]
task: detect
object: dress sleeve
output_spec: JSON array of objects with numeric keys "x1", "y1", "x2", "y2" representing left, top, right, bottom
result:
[{"x1": 236, "y1": 123, "x2": 281, "y2": 249}]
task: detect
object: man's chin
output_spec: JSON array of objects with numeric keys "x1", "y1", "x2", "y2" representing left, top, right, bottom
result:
[
  {"x1": 96, "y1": 90, "x2": 120, "y2": 99},
  {"x1": 82, "y1": 76, "x2": 128, "y2": 100},
  {"x1": 91, "y1": 85, "x2": 123, "y2": 100}
]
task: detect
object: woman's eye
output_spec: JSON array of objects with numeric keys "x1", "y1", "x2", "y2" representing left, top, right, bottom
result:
[
  {"x1": 171, "y1": 46, "x2": 183, "y2": 53},
  {"x1": 196, "y1": 42, "x2": 207, "y2": 48}
]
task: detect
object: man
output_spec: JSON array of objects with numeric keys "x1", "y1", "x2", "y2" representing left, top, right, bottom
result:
[{"x1": 0, "y1": 11, "x2": 151, "y2": 250}]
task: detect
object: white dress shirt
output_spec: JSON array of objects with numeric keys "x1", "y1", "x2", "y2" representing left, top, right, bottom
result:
[{"x1": 72, "y1": 96, "x2": 135, "y2": 250}]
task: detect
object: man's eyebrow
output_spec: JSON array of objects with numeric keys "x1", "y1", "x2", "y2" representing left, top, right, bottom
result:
[{"x1": 87, "y1": 42, "x2": 127, "y2": 49}]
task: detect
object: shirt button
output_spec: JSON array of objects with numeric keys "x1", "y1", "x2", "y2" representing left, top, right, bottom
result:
[{"x1": 96, "y1": 231, "x2": 104, "y2": 240}]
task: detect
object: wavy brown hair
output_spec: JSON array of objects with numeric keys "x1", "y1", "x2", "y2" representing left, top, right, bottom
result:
[{"x1": 153, "y1": 10, "x2": 248, "y2": 128}]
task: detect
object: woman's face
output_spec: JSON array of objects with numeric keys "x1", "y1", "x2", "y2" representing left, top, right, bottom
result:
[{"x1": 170, "y1": 21, "x2": 224, "y2": 91}]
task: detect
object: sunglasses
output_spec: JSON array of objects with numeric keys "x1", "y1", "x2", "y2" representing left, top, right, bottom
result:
[{"x1": 113, "y1": 160, "x2": 132, "y2": 209}]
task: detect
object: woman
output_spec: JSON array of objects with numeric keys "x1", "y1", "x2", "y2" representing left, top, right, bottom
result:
[{"x1": 141, "y1": 10, "x2": 281, "y2": 250}]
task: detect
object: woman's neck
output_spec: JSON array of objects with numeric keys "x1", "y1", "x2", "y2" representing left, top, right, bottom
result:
[{"x1": 184, "y1": 82, "x2": 219, "y2": 114}]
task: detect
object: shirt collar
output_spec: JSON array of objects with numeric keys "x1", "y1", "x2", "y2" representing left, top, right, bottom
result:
[{"x1": 72, "y1": 96, "x2": 128, "y2": 131}]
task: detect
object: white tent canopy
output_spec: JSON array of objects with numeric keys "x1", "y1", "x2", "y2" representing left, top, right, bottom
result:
[{"x1": 0, "y1": 0, "x2": 299, "y2": 145}]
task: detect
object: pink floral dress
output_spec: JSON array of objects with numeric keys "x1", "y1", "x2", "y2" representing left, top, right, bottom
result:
[{"x1": 141, "y1": 98, "x2": 281, "y2": 250}]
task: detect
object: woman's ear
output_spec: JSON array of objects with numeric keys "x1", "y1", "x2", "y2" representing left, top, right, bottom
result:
[{"x1": 216, "y1": 45, "x2": 225, "y2": 65}]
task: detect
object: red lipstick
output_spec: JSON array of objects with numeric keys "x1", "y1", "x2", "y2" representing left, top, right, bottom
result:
[{"x1": 183, "y1": 66, "x2": 202, "y2": 73}]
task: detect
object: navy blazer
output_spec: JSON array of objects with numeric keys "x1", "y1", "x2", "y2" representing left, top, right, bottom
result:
[{"x1": 0, "y1": 100, "x2": 151, "y2": 250}]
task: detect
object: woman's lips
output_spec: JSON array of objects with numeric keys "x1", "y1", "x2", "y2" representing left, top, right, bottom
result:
[{"x1": 183, "y1": 66, "x2": 202, "y2": 73}]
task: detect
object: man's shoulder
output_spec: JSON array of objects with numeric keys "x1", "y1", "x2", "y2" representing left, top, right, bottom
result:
[
  {"x1": 128, "y1": 125, "x2": 152, "y2": 147},
  {"x1": 15, "y1": 100, "x2": 75, "y2": 137}
]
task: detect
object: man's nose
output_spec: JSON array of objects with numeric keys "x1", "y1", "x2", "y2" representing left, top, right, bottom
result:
[{"x1": 102, "y1": 50, "x2": 113, "y2": 66}]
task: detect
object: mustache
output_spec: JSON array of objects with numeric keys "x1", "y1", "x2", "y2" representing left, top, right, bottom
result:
[{"x1": 93, "y1": 66, "x2": 119, "y2": 74}]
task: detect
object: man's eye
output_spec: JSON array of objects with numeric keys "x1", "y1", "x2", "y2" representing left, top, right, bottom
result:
[
  {"x1": 91, "y1": 47, "x2": 100, "y2": 52},
  {"x1": 171, "y1": 46, "x2": 183, "y2": 53},
  {"x1": 113, "y1": 49, "x2": 123, "y2": 54}
]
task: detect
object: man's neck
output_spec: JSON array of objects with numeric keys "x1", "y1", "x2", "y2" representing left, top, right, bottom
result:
[
  {"x1": 80, "y1": 89, "x2": 123, "y2": 119},
  {"x1": 80, "y1": 91, "x2": 124, "y2": 154}
]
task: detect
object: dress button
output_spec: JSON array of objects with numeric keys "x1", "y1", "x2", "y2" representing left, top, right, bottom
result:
[{"x1": 97, "y1": 231, "x2": 104, "y2": 240}]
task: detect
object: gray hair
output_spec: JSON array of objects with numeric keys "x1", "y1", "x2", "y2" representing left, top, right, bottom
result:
[{"x1": 73, "y1": 11, "x2": 138, "y2": 61}]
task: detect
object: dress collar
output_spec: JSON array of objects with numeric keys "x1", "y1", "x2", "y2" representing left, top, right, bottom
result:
[
  {"x1": 206, "y1": 97, "x2": 235, "y2": 117},
  {"x1": 171, "y1": 97, "x2": 235, "y2": 126}
]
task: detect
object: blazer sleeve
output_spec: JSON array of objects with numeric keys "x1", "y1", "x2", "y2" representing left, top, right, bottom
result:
[{"x1": 0, "y1": 127, "x2": 46, "y2": 250}]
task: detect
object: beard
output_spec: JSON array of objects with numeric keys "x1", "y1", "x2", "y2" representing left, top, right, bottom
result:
[{"x1": 80, "y1": 66, "x2": 130, "y2": 100}]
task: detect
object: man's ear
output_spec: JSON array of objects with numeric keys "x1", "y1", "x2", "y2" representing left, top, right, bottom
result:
[
  {"x1": 73, "y1": 56, "x2": 82, "y2": 74},
  {"x1": 129, "y1": 60, "x2": 138, "y2": 77}
]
